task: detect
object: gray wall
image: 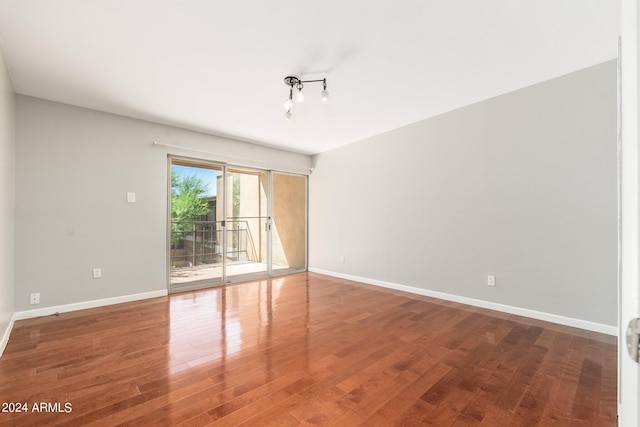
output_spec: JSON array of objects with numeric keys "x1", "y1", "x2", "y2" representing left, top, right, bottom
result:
[
  {"x1": 309, "y1": 61, "x2": 617, "y2": 326},
  {"x1": 14, "y1": 96, "x2": 311, "y2": 311},
  {"x1": 0, "y1": 46, "x2": 15, "y2": 341}
]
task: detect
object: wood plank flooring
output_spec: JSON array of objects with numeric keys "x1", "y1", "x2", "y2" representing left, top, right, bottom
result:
[{"x1": 0, "y1": 272, "x2": 617, "y2": 426}]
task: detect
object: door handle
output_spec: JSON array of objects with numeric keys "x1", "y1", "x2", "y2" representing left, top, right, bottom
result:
[{"x1": 626, "y1": 318, "x2": 640, "y2": 362}]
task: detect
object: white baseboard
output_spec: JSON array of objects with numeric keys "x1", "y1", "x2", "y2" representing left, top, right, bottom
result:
[
  {"x1": 0, "y1": 289, "x2": 168, "y2": 358},
  {"x1": 309, "y1": 268, "x2": 617, "y2": 336},
  {"x1": 12, "y1": 289, "x2": 168, "y2": 321},
  {"x1": 0, "y1": 316, "x2": 16, "y2": 358}
]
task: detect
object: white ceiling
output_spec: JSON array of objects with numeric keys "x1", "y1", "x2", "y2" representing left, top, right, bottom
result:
[{"x1": 0, "y1": 1, "x2": 620, "y2": 155}]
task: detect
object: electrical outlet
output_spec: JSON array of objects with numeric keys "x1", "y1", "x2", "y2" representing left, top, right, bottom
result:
[
  {"x1": 30, "y1": 293, "x2": 40, "y2": 305},
  {"x1": 93, "y1": 268, "x2": 102, "y2": 279},
  {"x1": 487, "y1": 275, "x2": 496, "y2": 287},
  {"x1": 340, "y1": 255, "x2": 345, "y2": 263}
]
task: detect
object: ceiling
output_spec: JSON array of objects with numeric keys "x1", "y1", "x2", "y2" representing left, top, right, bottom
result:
[{"x1": 0, "y1": 1, "x2": 620, "y2": 155}]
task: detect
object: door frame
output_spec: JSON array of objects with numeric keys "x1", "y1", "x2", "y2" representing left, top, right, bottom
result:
[
  {"x1": 619, "y1": 0, "x2": 639, "y2": 425},
  {"x1": 166, "y1": 155, "x2": 309, "y2": 291}
]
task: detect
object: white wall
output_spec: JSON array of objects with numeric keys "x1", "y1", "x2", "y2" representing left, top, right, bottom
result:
[
  {"x1": 0, "y1": 44, "x2": 15, "y2": 349},
  {"x1": 14, "y1": 96, "x2": 311, "y2": 311},
  {"x1": 310, "y1": 60, "x2": 617, "y2": 327}
]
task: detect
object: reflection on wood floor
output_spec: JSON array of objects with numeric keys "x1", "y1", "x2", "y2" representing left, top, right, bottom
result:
[{"x1": 0, "y1": 272, "x2": 617, "y2": 426}]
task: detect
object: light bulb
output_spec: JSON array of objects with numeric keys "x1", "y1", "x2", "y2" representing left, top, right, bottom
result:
[
  {"x1": 321, "y1": 90, "x2": 329, "y2": 102},
  {"x1": 296, "y1": 89, "x2": 304, "y2": 103},
  {"x1": 284, "y1": 98, "x2": 293, "y2": 110},
  {"x1": 284, "y1": 109, "x2": 292, "y2": 120}
]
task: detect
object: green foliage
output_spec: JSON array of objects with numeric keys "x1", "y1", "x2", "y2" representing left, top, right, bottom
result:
[
  {"x1": 171, "y1": 171, "x2": 210, "y2": 240},
  {"x1": 171, "y1": 170, "x2": 178, "y2": 194}
]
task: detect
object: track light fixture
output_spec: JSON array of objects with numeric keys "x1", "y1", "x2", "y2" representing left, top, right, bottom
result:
[{"x1": 283, "y1": 75, "x2": 328, "y2": 119}]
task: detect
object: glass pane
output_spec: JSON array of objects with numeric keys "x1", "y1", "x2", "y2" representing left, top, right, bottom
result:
[
  {"x1": 271, "y1": 172, "x2": 307, "y2": 273},
  {"x1": 225, "y1": 168, "x2": 269, "y2": 281},
  {"x1": 170, "y1": 160, "x2": 224, "y2": 290}
]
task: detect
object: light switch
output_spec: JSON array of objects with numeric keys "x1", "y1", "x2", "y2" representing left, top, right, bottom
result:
[{"x1": 127, "y1": 192, "x2": 136, "y2": 203}]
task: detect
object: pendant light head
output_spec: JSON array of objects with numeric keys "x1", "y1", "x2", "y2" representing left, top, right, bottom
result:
[
  {"x1": 282, "y1": 75, "x2": 328, "y2": 119},
  {"x1": 284, "y1": 87, "x2": 293, "y2": 110},
  {"x1": 284, "y1": 98, "x2": 293, "y2": 110},
  {"x1": 296, "y1": 83, "x2": 305, "y2": 103},
  {"x1": 320, "y1": 78, "x2": 329, "y2": 102}
]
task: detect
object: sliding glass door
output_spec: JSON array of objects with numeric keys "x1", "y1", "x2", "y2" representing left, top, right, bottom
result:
[{"x1": 168, "y1": 157, "x2": 307, "y2": 292}]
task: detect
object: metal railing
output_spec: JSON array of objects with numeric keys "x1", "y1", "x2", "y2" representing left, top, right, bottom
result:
[{"x1": 170, "y1": 220, "x2": 258, "y2": 269}]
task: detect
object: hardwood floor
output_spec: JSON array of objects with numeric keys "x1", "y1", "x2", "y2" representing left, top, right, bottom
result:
[{"x1": 0, "y1": 272, "x2": 617, "y2": 426}]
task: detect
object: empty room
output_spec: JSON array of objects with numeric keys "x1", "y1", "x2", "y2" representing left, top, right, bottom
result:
[{"x1": 1, "y1": 1, "x2": 639, "y2": 426}]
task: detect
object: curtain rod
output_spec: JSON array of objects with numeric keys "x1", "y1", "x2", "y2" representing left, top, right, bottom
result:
[{"x1": 152, "y1": 141, "x2": 314, "y2": 173}]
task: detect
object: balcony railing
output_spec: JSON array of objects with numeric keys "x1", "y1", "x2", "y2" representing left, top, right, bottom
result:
[{"x1": 170, "y1": 220, "x2": 258, "y2": 269}]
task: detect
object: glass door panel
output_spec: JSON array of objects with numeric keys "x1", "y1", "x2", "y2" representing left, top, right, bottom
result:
[
  {"x1": 169, "y1": 158, "x2": 224, "y2": 291},
  {"x1": 224, "y1": 167, "x2": 270, "y2": 282},
  {"x1": 271, "y1": 172, "x2": 307, "y2": 274}
]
